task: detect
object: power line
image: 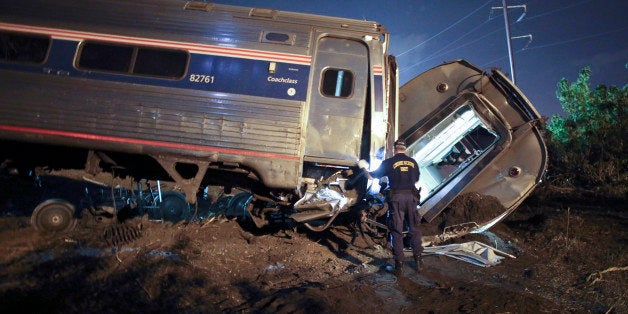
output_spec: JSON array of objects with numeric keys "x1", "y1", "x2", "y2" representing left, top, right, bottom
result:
[
  {"x1": 480, "y1": 48, "x2": 525, "y2": 68},
  {"x1": 397, "y1": 0, "x2": 494, "y2": 58},
  {"x1": 524, "y1": 27, "x2": 627, "y2": 50},
  {"x1": 480, "y1": 26, "x2": 628, "y2": 68},
  {"x1": 397, "y1": 0, "x2": 595, "y2": 62},
  {"x1": 524, "y1": 0, "x2": 593, "y2": 21},
  {"x1": 418, "y1": 18, "x2": 495, "y2": 63},
  {"x1": 400, "y1": 26, "x2": 503, "y2": 73}
]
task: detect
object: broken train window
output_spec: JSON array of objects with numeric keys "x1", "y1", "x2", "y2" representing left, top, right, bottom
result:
[
  {"x1": 321, "y1": 68, "x2": 353, "y2": 98},
  {"x1": 407, "y1": 104, "x2": 499, "y2": 202},
  {"x1": 0, "y1": 31, "x2": 50, "y2": 64}
]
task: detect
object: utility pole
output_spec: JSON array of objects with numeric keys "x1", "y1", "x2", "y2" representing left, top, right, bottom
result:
[
  {"x1": 491, "y1": 1, "x2": 530, "y2": 85},
  {"x1": 502, "y1": 0, "x2": 516, "y2": 84}
]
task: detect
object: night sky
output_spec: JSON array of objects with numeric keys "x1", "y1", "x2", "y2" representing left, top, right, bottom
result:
[{"x1": 210, "y1": 0, "x2": 627, "y2": 118}]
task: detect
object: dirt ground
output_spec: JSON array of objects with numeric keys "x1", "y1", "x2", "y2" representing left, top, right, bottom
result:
[{"x1": 0, "y1": 173, "x2": 626, "y2": 313}]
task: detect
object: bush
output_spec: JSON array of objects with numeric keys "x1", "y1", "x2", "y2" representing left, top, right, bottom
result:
[{"x1": 545, "y1": 67, "x2": 627, "y2": 195}]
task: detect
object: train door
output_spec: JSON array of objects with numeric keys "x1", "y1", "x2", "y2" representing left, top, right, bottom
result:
[{"x1": 304, "y1": 36, "x2": 369, "y2": 163}]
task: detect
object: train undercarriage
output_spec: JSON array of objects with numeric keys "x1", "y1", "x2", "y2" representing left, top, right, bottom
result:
[
  {"x1": 1, "y1": 143, "x2": 373, "y2": 238},
  {"x1": 1, "y1": 138, "x2": 526, "y2": 248}
]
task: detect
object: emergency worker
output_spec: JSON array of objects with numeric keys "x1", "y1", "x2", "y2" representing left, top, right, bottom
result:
[{"x1": 358, "y1": 139, "x2": 423, "y2": 275}]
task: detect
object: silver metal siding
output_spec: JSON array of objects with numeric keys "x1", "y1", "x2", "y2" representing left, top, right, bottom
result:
[
  {"x1": 0, "y1": 0, "x2": 363, "y2": 54},
  {"x1": 0, "y1": 72, "x2": 302, "y2": 157}
]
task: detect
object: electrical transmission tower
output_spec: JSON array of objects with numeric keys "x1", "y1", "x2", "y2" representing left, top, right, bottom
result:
[{"x1": 491, "y1": 0, "x2": 532, "y2": 85}]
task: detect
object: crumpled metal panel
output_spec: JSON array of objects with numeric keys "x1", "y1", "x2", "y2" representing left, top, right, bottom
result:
[{"x1": 424, "y1": 241, "x2": 516, "y2": 267}]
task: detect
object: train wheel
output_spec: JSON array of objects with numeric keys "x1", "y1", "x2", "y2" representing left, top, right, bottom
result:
[
  {"x1": 30, "y1": 199, "x2": 77, "y2": 234},
  {"x1": 158, "y1": 191, "x2": 188, "y2": 222}
]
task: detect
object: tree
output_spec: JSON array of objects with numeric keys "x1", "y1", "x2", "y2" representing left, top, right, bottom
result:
[{"x1": 546, "y1": 67, "x2": 627, "y2": 190}]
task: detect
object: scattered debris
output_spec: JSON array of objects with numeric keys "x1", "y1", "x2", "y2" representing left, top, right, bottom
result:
[
  {"x1": 148, "y1": 250, "x2": 181, "y2": 260},
  {"x1": 346, "y1": 262, "x2": 379, "y2": 275},
  {"x1": 586, "y1": 266, "x2": 628, "y2": 286},
  {"x1": 265, "y1": 262, "x2": 285, "y2": 271},
  {"x1": 102, "y1": 223, "x2": 142, "y2": 247},
  {"x1": 424, "y1": 241, "x2": 516, "y2": 267}
]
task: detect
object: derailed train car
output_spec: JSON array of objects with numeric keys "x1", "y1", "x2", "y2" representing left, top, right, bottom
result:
[{"x1": 0, "y1": 0, "x2": 547, "y2": 241}]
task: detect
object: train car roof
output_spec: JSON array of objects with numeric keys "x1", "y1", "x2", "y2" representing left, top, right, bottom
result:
[{"x1": 0, "y1": 0, "x2": 386, "y2": 36}]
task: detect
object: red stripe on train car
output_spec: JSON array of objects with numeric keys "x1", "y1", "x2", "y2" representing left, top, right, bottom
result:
[{"x1": 0, "y1": 125, "x2": 300, "y2": 161}]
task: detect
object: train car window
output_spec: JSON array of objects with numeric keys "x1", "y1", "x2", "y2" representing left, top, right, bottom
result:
[
  {"x1": 0, "y1": 31, "x2": 50, "y2": 64},
  {"x1": 261, "y1": 31, "x2": 294, "y2": 45},
  {"x1": 321, "y1": 68, "x2": 353, "y2": 98},
  {"x1": 78, "y1": 41, "x2": 188, "y2": 79},
  {"x1": 134, "y1": 48, "x2": 187, "y2": 78},
  {"x1": 78, "y1": 42, "x2": 133, "y2": 72}
]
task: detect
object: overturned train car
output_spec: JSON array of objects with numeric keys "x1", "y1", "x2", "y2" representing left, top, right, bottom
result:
[{"x1": 0, "y1": 0, "x2": 547, "y2": 241}]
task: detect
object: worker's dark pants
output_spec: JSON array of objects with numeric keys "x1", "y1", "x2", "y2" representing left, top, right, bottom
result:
[{"x1": 388, "y1": 191, "x2": 423, "y2": 263}]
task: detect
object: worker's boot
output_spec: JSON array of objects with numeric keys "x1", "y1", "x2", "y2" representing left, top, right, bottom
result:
[
  {"x1": 414, "y1": 255, "x2": 424, "y2": 272},
  {"x1": 394, "y1": 260, "x2": 403, "y2": 276}
]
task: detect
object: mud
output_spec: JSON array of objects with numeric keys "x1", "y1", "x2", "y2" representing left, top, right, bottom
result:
[
  {"x1": 420, "y1": 192, "x2": 506, "y2": 237},
  {"x1": 0, "y1": 172, "x2": 626, "y2": 313}
]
